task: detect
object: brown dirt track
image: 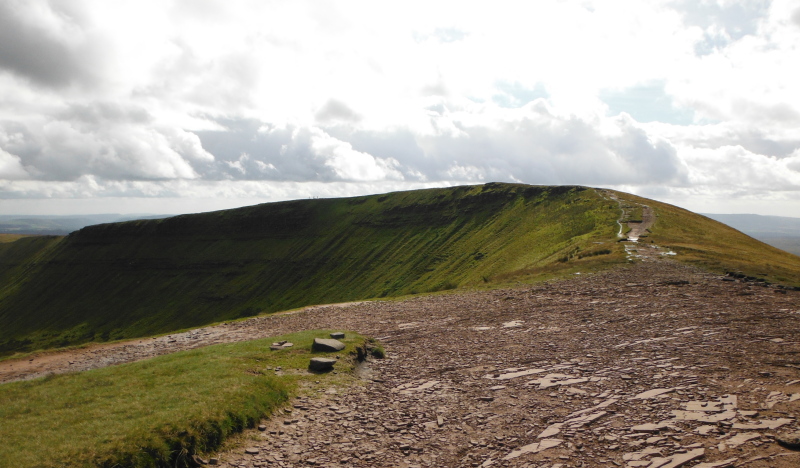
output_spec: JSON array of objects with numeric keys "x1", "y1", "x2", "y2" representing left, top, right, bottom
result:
[{"x1": 3, "y1": 254, "x2": 800, "y2": 468}]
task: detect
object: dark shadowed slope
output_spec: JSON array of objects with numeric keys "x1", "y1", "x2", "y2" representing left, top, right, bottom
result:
[{"x1": 0, "y1": 184, "x2": 621, "y2": 353}]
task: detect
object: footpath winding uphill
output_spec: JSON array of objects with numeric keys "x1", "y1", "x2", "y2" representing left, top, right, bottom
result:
[{"x1": 3, "y1": 257, "x2": 800, "y2": 467}]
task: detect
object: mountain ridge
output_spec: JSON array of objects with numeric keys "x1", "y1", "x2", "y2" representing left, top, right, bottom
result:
[{"x1": 1, "y1": 183, "x2": 798, "y2": 355}]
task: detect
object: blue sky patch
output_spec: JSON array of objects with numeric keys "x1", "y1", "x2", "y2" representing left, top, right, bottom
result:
[{"x1": 600, "y1": 82, "x2": 694, "y2": 125}]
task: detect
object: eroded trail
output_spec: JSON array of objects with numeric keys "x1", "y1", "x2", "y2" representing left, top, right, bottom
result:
[
  {"x1": 4, "y1": 260, "x2": 799, "y2": 467},
  {"x1": 214, "y1": 262, "x2": 800, "y2": 468},
  {"x1": 626, "y1": 204, "x2": 656, "y2": 241}
]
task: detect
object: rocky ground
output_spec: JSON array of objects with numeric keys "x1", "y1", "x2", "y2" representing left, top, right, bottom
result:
[{"x1": 2, "y1": 245, "x2": 800, "y2": 468}]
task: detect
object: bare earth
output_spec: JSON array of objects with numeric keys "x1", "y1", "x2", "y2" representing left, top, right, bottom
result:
[
  {"x1": 626, "y1": 205, "x2": 656, "y2": 241},
  {"x1": 2, "y1": 252, "x2": 800, "y2": 467}
]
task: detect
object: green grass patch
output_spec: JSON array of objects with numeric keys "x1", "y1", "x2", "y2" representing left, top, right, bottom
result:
[
  {"x1": 620, "y1": 203, "x2": 643, "y2": 223},
  {"x1": 0, "y1": 330, "x2": 372, "y2": 468}
]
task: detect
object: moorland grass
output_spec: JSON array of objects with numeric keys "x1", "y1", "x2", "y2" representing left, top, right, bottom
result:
[
  {"x1": 611, "y1": 191, "x2": 800, "y2": 287},
  {"x1": 3, "y1": 183, "x2": 799, "y2": 356},
  {"x1": 0, "y1": 234, "x2": 31, "y2": 243},
  {"x1": 0, "y1": 184, "x2": 624, "y2": 354},
  {"x1": 0, "y1": 330, "x2": 368, "y2": 468}
]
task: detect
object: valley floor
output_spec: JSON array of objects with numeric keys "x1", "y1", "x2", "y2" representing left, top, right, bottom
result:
[{"x1": 3, "y1": 257, "x2": 800, "y2": 467}]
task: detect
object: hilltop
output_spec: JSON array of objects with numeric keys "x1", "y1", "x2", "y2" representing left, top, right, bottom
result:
[{"x1": 0, "y1": 183, "x2": 798, "y2": 355}]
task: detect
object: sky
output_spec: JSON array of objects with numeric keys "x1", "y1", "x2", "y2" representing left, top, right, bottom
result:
[{"x1": 1, "y1": 0, "x2": 799, "y2": 216}]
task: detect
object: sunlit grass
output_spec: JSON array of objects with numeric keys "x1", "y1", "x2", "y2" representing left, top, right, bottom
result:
[
  {"x1": 0, "y1": 330, "x2": 369, "y2": 468},
  {"x1": 612, "y1": 191, "x2": 800, "y2": 287},
  {"x1": 0, "y1": 234, "x2": 31, "y2": 243}
]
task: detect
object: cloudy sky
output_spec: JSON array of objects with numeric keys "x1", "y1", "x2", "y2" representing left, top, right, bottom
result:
[{"x1": 1, "y1": 0, "x2": 799, "y2": 216}]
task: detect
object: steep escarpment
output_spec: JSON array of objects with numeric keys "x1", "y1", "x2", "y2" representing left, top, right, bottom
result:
[{"x1": 0, "y1": 184, "x2": 620, "y2": 353}]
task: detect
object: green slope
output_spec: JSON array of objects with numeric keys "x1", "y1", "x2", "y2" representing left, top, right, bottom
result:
[
  {"x1": 0, "y1": 184, "x2": 622, "y2": 354},
  {"x1": 3, "y1": 183, "x2": 799, "y2": 355},
  {"x1": 610, "y1": 190, "x2": 800, "y2": 286}
]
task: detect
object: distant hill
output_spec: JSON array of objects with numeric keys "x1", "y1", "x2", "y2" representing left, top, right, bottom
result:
[
  {"x1": 701, "y1": 213, "x2": 800, "y2": 256},
  {"x1": 0, "y1": 214, "x2": 169, "y2": 235},
  {"x1": 1, "y1": 183, "x2": 799, "y2": 355}
]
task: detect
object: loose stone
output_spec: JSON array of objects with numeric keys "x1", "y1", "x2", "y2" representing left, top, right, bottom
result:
[
  {"x1": 312, "y1": 338, "x2": 345, "y2": 352},
  {"x1": 309, "y1": 357, "x2": 337, "y2": 372}
]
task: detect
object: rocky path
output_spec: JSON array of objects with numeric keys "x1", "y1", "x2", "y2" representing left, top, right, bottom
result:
[
  {"x1": 2, "y1": 262, "x2": 800, "y2": 467},
  {"x1": 207, "y1": 261, "x2": 800, "y2": 468}
]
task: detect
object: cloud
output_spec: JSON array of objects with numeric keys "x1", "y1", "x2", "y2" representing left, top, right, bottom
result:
[
  {"x1": 0, "y1": 113, "x2": 214, "y2": 181},
  {"x1": 671, "y1": 0, "x2": 770, "y2": 54},
  {"x1": 382, "y1": 102, "x2": 689, "y2": 186},
  {"x1": 681, "y1": 145, "x2": 800, "y2": 191},
  {"x1": 308, "y1": 128, "x2": 403, "y2": 181},
  {"x1": 0, "y1": 0, "x2": 799, "y2": 216},
  {"x1": 0, "y1": 148, "x2": 28, "y2": 179},
  {"x1": 0, "y1": 1, "x2": 106, "y2": 89},
  {"x1": 315, "y1": 99, "x2": 361, "y2": 124}
]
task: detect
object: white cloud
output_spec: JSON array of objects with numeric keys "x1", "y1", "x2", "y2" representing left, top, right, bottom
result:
[
  {"x1": 0, "y1": 148, "x2": 28, "y2": 179},
  {"x1": 0, "y1": 0, "x2": 798, "y2": 215},
  {"x1": 681, "y1": 145, "x2": 800, "y2": 191},
  {"x1": 0, "y1": 117, "x2": 213, "y2": 181},
  {"x1": 309, "y1": 128, "x2": 403, "y2": 182}
]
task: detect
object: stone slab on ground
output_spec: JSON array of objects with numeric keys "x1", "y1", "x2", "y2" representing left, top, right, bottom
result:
[{"x1": 312, "y1": 338, "x2": 345, "y2": 352}]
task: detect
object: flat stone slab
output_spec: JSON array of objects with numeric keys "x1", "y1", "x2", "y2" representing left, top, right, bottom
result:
[
  {"x1": 565, "y1": 410, "x2": 607, "y2": 428},
  {"x1": 631, "y1": 423, "x2": 668, "y2": 433},
  {"x1": 631, "y1": 387, "x2": 682, "y2": 400},
  {"x1": 719, "y1": 433, "x2": 760, "y2": 451},
  {"x1": 694, "y1": 458, "x2": 737, "y2": 468},
  {"x1": 503, "y1": 438, "x2": 563, "y2": 460},
  {"x1": 537, "y1": 423, "x2": 564, "y2": 438},
  {"x1": 649, "y1": 448, "x2": 705, "y2": 468},
  {"x1": 777, "y1": 431, "x2": 800, "y2": 450},
  {"x1": 732, "y1": 418, "x2": 793, "y2": 430},
  {"x1": 483, "y1": 367, "x2": 547, "y2": 380},
  {"x1": 270, "y1": 341, "x2": 293, "y2": 350},
  {"x1": 309, "y1": 357, "x2": 337, "y2": 372},
  {"x1": 330, "y1": 332, "x2": 345, "y2": 339},
  {"x1": 565, "y1": 398, "x2": 618, "y2": 418},
  {"x1": 502, "y1": 320, "x2": 523, "y2": 328},
  {"x1": 672, "y1": 410, "x2": 736, "y2": 423},
  {"x1": 312, "y1": 338, "x2": 345, "y2": 352}
]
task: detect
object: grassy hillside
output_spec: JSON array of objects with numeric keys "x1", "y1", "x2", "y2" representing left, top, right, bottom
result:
[
  {"x1": 611, "y1": 191, "x2": 800, "y2": 286},
  {"x1": 701, "y1": 213, "x2": 800, "y2": 256},
  {"x1": 0, "y1": 184, "x2": 622, "y2": 354},
  {"x1": 3, "y1": 183, "x2": 799, "y2": 356}
]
